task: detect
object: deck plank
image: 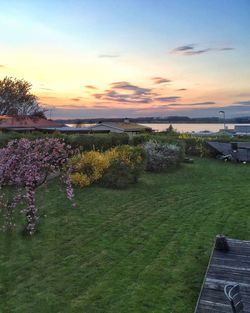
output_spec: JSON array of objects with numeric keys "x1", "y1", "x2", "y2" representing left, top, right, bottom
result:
[{"x1": 195, "y1": 238, "x2": 250, "y2": 312}]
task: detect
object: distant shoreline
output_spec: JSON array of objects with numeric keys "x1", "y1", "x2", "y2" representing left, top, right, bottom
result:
[
  {"x1": 64, "y1": 121, "x2": 250, "y2": 133},
  {"x1": 56, "y1": 120, "x2": 250, "y2": 125}
]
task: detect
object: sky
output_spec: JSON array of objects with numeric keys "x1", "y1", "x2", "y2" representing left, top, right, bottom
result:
[{"x1": 0, "y1": 0, "x2": 250, "y2": 119}]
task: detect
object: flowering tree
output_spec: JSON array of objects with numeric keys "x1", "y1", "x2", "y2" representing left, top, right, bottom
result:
[{"x1": 0, "y1": 138, "x2": 74, "y2": 235}]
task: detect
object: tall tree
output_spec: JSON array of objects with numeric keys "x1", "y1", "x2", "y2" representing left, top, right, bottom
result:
[{"x1": 0, "y1": 76, "x2": 45, "y2": 116}]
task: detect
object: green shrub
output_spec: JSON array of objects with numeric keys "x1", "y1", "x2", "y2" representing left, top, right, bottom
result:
[
  {"x1": 179, "y1": 134, "x2": 232, "y2": 157},
  {"x1": 132, "y1": 134, "x2": 153, "y2": 145},
  {"x1": 182, "y1": 137, "x2": 211, "y2": 157},
  {"x1": 132, "y1": 132, "x2": 183, "y2": 146},
  {"x1": 101, "y1": 145, "x2": 145, "y2": 189},
  {"x1": 101, "y1": 160, "x2": 135, "y2": 189},
  {"x1": 64, "y1": 133, "x2": 129, "y2": 151},
  {"x1": 106, "y1": 145, "x2": 145, "y2": 181},
  {"x1": 144, "y1": 140, "x2": 184, "y2": 172}
]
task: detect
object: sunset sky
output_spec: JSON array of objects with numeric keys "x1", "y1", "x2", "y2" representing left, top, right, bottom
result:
[{"x1": 0, "y1": 0, "x2": 250, "y2": 119}]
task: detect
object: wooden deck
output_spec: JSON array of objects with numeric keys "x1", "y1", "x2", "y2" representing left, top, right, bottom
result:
[{"x1": 195, "y1": 238, "x2": 250, "y2": 313}]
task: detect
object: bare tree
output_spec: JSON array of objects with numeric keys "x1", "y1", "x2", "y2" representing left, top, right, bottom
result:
[{"x1": 0, "y1": 76, "x2": 45, "y2": 117}]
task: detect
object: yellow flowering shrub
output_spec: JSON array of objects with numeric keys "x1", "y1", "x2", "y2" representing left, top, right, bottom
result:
[
  {"x1": 70, "y1": 151, "x2": 109, "y2": 187},
  {"x1": 105, "y1": 145, "x2": 143, "y2": 169},
  {"x1": 70, "y1": 146, "x2": 145, "y2": 188},
  {"x1": 70, "y1": 173, "x2": 91, "y2": 187}
]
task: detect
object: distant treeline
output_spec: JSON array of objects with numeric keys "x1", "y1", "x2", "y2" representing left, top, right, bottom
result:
[{"x1": 55, "y1": 116, "x2": 250, "y2": 124}]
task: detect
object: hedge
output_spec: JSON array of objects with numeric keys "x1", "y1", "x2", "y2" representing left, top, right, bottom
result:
[
  {"x1": 0, "y1": 131, "x2": 129, "y2": 151},
  {"x1": 1, "y1": 130, "x2": 250, "y2": 158}
]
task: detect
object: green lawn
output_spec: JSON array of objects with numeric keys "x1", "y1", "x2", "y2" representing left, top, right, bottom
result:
[{"x1": 1, "y1": 158, "x2": 250, "y2": 313}]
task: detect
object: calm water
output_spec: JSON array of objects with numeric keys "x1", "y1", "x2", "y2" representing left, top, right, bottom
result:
[
  {"x1": 140, "y1": 123, "x2": 237, "y2": 132},
  {"x1": 67, "y1": 123, "x2": 246, "y2": 133}
]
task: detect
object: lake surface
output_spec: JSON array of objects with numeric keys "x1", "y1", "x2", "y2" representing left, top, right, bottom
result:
[
  {"x1": 141, "y1": 123, "x2": 236, "y2": 132},
  {"x1": 67, "y1": 123, "x2": 248, "y2": 133}
]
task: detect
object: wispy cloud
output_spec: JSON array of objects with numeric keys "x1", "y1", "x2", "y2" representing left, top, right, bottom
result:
[
  {"x1": 151, "y1": 77, "x2": 172, "y2": 84},
  {"x1": 98, "y1": 54, "x2": 120, "y2": 58},
  {"x1": 92, "y1": 81, "x2": 154, "y2": 104},
  {"x1": 219, "y1": 47, "x2": 234, "y2": 51},
  {"x1": 150, "y1": 105, "x2": 170, "y2": 110},
  {"x1": 38, "y1": 83, "x2": 53, "y2": 91},
  {"x1": 39, "y1": 87, "x2": 53, "y2": 91},
  {"x1": 149, "y1": 101, "x2": 216, "y2": 108},
  {"x1": 39, "y1": 95, "x2": 58, "y2": 100},
  {"x1": 0, "y1": 65, "x2": 6, "y2": 68},
  {"x1": 91, "y1": 80, "x2": 215, "y2": 107},
  {"x1": 70, "y1": 98, "x2": 81, "y2": 102},
  {"x1": 169, "y1": 101, "x2": 216, "y2": 106},
  {"x1": 176, "y1": 88, "x2": 187, "y2": 91},
  {"x1": 185, "y1": 49, "x2": 212, "y2": 55},
  {"x1": 86, "y1": 78, "x2": 219, "y2": 110},
  {"x1": 172, "y1": 44, "x2": 195, "y2": 52},
  {"x1": 93, "y1": 90, "x2": 153, "y2": 104},
  {"x1": 170, "y1": 44, "x2": 234, "y2": 56},
  {"x1": 155, "y1": 96, "x2": 181, "y2": 102},
  {"x1": 85, "y1": 85, "x2": 97, "y2": 89},
  {"x1": 110, "y1": 81, "x2": 152, "y2": 95},
  {"x1": 233, "y1": 100, "x2": 250, "y2": 106}
]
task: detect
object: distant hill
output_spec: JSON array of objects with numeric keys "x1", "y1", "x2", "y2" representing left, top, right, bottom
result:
[{"x1": 54, "y1": 116, "x2": 250, "y2": 124}]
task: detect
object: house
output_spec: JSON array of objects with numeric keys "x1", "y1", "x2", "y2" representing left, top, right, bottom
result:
[
  {"x1": 88, "y1": 120, "x2": 152, "y2": 136},
  {"x1": 0, "y1": 115, "x2": 62, "y2": 132},
  {"x1": 218, "y1": 125, "x2": 250, "y2": 136},
  {"x1": 234, "y1": 125, "x2": 250, "y2": 136}
]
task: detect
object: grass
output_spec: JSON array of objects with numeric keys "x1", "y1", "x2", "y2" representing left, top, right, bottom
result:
[{"x1": 1, "y1": 158, "x2": 250, "y2": 313}]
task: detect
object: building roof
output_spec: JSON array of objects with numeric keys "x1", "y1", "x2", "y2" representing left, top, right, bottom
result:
[
  {"x1": 0, "y1": 116, "x2": 61, "y2": 129},
  {"x1": 207, "y1": 141, "x2": 232, "y2": 155},
  {"x1": 208, "y1": 141, "x2": 250, "y2": 153},
  {"x1": 40, "y1": 127, "x2": 110, "y2": 133},
  {"x1": 195, "y1": 237, "x2": 250, "y2": 313},
  {"x1": 207, "y1": 141, "x2": 250, "y2": 162},
  {"x1": 90, "y1": 122, "x2": 152, "y2": 132}
]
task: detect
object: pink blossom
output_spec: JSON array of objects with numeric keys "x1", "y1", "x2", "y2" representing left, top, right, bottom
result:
[{"x1": 0, "y1": 138, "x2": 74, "y2": 235}]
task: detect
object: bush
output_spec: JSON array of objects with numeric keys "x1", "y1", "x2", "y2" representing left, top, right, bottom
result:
[
  {"x1": 144, "y1": 140, "x2": 184, "y2": 172},
  {"x1": 70, "y1": 151, "x2": 109, "y2": 187},
  {"x1": 0, "y1": 131, "x2": 66, "y2": 148},
  {"x1": 70, "y1": 145, "x2": 145, "y2": 189},
  {"x1": 64, "y1": 133, "x2": 129, "y2": 152},
  {"x1": 182, "y1": 137, "x2": 210, "y2": 157},
  {"x1": 101, "y1": 160, "x2": 135, "y2": 189},
  {"x1": 132, "y1": 134, "x2": 153, "y2": 145},
  {"x1": 132, "y1": 132, "x2": 182, "y2": 146},
  {"x1": 101, "y1": 145, "x2": 145, "y2": 188},
  {"x1": 179, "y1": 134, "x2": 223, "y2": 157},
  {"x1": 105, "y1": 145, "x2": 145, "y2": 179}
]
